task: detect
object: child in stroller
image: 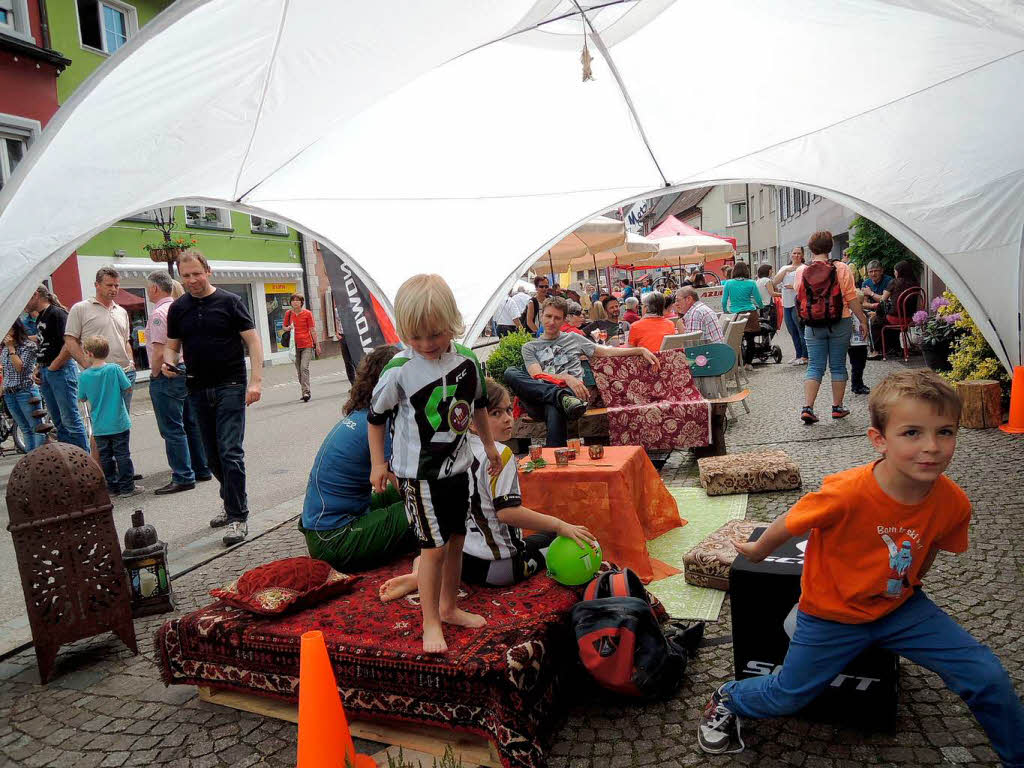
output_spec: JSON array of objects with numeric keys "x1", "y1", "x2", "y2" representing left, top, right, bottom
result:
[{"x1": 742, "y1": 299, "x2": 784, "y2": 364}]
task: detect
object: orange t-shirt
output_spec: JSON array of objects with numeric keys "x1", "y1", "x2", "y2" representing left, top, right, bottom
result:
[
  {"x1": 784, "y1": 461, "x2": 971, "y2": 624},
  {"x1": 627, "y1": 316, "x2": 676, "y2": 353}
]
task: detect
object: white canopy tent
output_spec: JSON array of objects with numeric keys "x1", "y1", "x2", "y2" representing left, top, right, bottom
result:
[{"x1": 1, "y1": 1, "x2": 1023, "y2": 368}]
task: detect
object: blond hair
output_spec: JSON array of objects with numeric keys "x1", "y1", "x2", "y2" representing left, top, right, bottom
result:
[
  {"x1": 393, "y1": 274, "x2": 464, "y2": 342},
  {"x1": 170, "y1": 279, "x2": 185, "y2": 299},
  {"x1": 868, "y1": 369, "x2": 962, "y2": 433},
  {"x1": 83, "y1": 335, "x2": 110, "y2": 359}
]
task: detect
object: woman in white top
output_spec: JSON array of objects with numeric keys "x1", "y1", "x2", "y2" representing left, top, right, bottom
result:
[{"x1": 772, "y1": 246, "x2": 808, "y2": 364}]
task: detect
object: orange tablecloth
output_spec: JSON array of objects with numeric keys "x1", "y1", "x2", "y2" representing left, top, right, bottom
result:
[{"x1": 518, "y1": 446, "x2": 685, "y2": 583}]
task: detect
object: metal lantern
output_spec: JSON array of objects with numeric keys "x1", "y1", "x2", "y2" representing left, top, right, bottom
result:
[
  {"x1": 5, "y1": 442, "x2": 138, "y2": 683},
  {"x1": 122, "y1": 509, "x2": 174, "y2": 617}
]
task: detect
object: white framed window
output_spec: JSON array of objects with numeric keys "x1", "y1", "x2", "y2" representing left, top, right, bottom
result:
[
  {"x1": 185, "y1": 204, "x2": 232, "y2": 230},
  {"x1": 0, "y1": 0, "x2": 37, "y2": 44},
  {"x1": 0, "y1": 132, "x2": 27, "y2": 192},
  {"x1": 77, "y1": 0, "x2": 137, "y2": 55},
  {"x1": 726, "y1": 201, "x2": 747, "y2": 227},
  {"x1": 250, "y1": 215, "x2": 287, "y2": 235}
]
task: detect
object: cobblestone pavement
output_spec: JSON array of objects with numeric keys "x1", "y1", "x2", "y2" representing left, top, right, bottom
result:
[{"x1": 2, "y1": 353, "x2": 1022, "y2": 768}]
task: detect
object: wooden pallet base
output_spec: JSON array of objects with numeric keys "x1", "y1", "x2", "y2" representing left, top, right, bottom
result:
[{"x1": 196, "y1": 686, "x2": 499, "y2": 767}]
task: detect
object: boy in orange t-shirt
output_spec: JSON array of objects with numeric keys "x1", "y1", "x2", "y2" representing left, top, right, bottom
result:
[{"x1": 697, "y1": 370, "x2": 1024, "y2": 764}]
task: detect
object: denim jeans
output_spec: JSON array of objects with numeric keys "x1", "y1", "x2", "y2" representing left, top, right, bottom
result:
[
  {"x1": 3, "y1": 387, "x2": 45, "y2": 451},
  {"x1": 95, "y1": 429, "x2": 135, "y2": 493},
  {"x1": 190, "y1": 383, "x2": 248, "y2": 521},
  {"x1": 722, "y1": 590, "x2": 1024, "y2": 767},
  {"x1": 39, "y1": 363, "x2": 89, "y2": 451},
  {"x1": 503, "y1": 365, "x2": 569, "y2": 447},
  {"x1": 804, "y1": 317, "x2": 853, "y2": 382},
  {"x1": 123, "y1": 368, "x2": 137, "y2": 413},
  {"x1": 783, "y1": 306, "x2": 807, "y2": 359},
  {"x1": 150, "y1": 374, "x2": 209, "y2": 485}
]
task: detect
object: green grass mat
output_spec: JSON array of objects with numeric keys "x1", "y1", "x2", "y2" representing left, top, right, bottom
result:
[{"x1": 646, "y1": 487, "x2": 747, "y2": 622}]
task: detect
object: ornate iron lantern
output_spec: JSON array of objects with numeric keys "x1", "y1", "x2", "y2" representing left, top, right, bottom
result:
[
  {"x1": 122, "y1": 509, "x2": 174, "y2": 617},
  {"x1": 5, "y1": 442, "x2": 137, "y2": 682}
]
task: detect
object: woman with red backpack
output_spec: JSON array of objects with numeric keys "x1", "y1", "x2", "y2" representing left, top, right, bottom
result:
[{"x1": 793, "y1": 231, "x2": 870, "y2": 424}]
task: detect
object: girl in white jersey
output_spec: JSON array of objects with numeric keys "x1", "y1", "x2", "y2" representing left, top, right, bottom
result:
[{"x1": 379, "y1": 378, "x2": 597, "y2": 600}]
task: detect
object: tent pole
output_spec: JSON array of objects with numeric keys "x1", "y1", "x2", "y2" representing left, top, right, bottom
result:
[
  {"x1": 592, "y1": 251, "x2": 599, "y2": 290},
  {"x1": 547, "y1": 251, "x2": 555, "y2": 285}
]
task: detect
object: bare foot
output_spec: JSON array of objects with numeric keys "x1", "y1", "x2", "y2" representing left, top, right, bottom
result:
[
  {"x1": 379, "y1": 573, "x2": 418, "y2": 603},
  {"x1": 441, "y1": 608, "x2": 487, "y2": 628},
  {"x1": 422, "y1": 623, "x2": 448, "y2": 654}
]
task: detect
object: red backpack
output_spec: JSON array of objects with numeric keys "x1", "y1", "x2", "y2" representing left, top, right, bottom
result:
[{"x1": 798, "y1": 260, "x2": 844, "y2": 327}]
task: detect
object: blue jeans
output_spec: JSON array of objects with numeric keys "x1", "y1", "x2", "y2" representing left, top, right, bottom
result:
[
  {"x1": 3, "y1": 387, "x2": 46, "y2": 451},
  {"x1": 783, "y1": 306, "x2": 807, "y2": 359},
  {"x1": 723, "y1": 590, "x2": 1024, "y2": 767},
  {"x1": 150, "y1": 375, "x2": 210, "y2": 485},
  {"x1": 123, "y1": 369, "x2": 137, "y2": 413},
  {"x1": 95, "y1": 429, "x2": 135, "y2": 493},
  {"x1": 503, "y1": 365, "x2": 569, "y2": 447},
  {"x1": 190, "y1": 383, "x2": 247, "y2": 521},
  {"x1": 804, "y1": 317, "x2": 853, "y2": 382},
  {"x1": 39, "y1": 363, "x2": 88, "y2": 451}
]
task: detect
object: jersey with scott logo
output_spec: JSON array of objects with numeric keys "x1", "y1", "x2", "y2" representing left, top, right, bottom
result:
[{"x1": 368, "y1": 344, "x2": 486, "y2": 479}]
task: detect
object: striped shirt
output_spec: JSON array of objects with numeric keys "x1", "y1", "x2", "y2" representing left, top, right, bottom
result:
[
  {"x1": 368, "y1": 343, "x2": 486, "y2": 480},
  {"x1": 1, "y1": 341, "x2": 38, "y2": 392},
  {"x1": 464, "y1": 436, "x2": 524, "y2": 561},
  {"x1": 681, "y1": 301, "x2": 725, "y2": 344}
]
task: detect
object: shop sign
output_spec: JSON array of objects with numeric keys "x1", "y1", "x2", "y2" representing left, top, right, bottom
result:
[{"x1": 266, "y1": 282, "x2": 297, "y2": 294}]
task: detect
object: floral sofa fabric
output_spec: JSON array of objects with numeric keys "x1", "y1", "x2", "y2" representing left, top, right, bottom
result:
[
  {"x1": 697, "y1": 450, "x2": 802, "y2": 496},
  {"x1": 591, "y1": 349, "x2": 711, "y2": 451},
  {"x1": 683, "y1": 520, "x2": 760, "y2": 591}
]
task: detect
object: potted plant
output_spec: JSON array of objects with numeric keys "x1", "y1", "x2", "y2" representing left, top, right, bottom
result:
[
  {"x1": 144, "y1": 235, "x2": 197, "y2": 263},
  {"x1": 484, "y1": 329, "x2": 533, "y2": 384},
  {"x1": 913, "y1": 296, "x2": 962, "y2": 372}
]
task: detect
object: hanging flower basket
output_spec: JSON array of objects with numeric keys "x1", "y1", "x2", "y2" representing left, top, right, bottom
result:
[
  {"x1": 144, "y1": 236, "x2": 197, "y2": 263},
  {"x1": 147, "y1": 247, "x2": 182, "y2": 264}
]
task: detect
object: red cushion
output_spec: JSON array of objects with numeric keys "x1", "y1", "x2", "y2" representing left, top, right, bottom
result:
[{"x1": 210, "y1": 557, "x2": 359, "y2": 615}]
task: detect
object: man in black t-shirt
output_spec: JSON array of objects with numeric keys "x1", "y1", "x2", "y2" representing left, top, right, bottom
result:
[
  {"x1": 164, "y1": 252, "x2": 264, "y2": 546},
  {"x1": 24, "y1": 285, "x2": 89, "y2": 451}
]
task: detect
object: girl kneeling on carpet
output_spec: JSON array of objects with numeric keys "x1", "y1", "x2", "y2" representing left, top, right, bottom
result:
[{"x1": 379, "y1": 377, "x2": 597, "y2": 601}]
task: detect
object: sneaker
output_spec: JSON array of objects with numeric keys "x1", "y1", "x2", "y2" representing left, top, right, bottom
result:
[
  {"x1": 800, "y1": 407, "x2": 818, "y2": 425},
  {"x1": 223, "y1": 520, "x2": 248, "y2": 546},
  {"x1": 852, "y1": 385, "x2": 871, "y2": 395},
  {"x1": 787, "y1": 358, "x2": 802, "y2": 365},
  {"x1": 196, "y1": 473, "x2": 214, "y2": 482},
  {"x1": 209, "y1": 511, "x2": 230, "y2": 528},
  {"x1": 798, "y1": 358, "x2": 809, "y2": 365},
  {"x1": 558, "y1": 392, "x2": 587, "y2": 420},
  {"x1": 832, "y1": 405, "x2": 851, "y2": 419},
  {"x1": 301, "y1": 394, "x2": 311, "y2": 402},
  {"x1": 119, "y1": 485, "x2": 145, "y2": 497},
  {"x1": 697, "y1": 686, "x2": 744, "y2": 754}
]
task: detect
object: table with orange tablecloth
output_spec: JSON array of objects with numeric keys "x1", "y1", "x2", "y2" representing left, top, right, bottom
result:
[{"x1": 518, "y1": 446, "x2": 685, "y2": 583}]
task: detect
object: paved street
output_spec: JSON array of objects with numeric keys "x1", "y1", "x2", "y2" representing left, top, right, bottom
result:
[
  {"x1": 0, "y1": 335, "x2": 1022, "y2": 767},
  {"x1": 0, "y1": 356, "x2": 354, "y2": 655}
]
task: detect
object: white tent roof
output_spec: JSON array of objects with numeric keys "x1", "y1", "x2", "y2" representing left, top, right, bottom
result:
[{"x1": 2, "y1": 1, "x2": 1023, "y2": 367}]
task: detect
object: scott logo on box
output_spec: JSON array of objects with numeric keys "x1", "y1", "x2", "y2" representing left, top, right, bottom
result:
[{"x1": 743, "y1": 660, "x2": 881, "y2": 691}]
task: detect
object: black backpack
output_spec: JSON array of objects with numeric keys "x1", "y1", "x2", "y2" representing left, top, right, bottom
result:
[{"x1": 572, "y1": 568, "x2": 704, "y2": 699}]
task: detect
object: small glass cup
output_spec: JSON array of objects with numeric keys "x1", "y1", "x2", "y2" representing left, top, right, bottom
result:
[
  {"x1": 529, "y1": 445, "x2": 543, "y2": 461},
  {"x1": 554, "y1": 448, "x2": 571, "y2": 466},
  {"x1": 567, "y1": 438, "x2": 582, "y2": 452},
  {"x1": 588, "y1": 443, "x2": 605, "y2": 460}
]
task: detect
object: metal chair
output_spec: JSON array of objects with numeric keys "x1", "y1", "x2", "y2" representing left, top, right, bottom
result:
[
  {"x1": 881, "y1": 287, "x2": 926, "y2": 361},
  {"x1": 724, "y1": 319, "x2": 751, "y2": 401}
]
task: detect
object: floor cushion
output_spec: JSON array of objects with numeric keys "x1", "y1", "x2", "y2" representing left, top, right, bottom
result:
[
  {"x1": 157, "y1": 555, "x2": 578, "y2": 768},
  {"x1": 697, "y1": 450, "x2": 802, "y2": 496},
  {"x1": 210, "y1": 556, "x2": 359, "y2": 615},
  {"x1": 683, "y1": 520, "x2": 760, "y2": 590}
]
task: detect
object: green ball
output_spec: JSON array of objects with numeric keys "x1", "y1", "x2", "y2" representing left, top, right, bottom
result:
[{"x1": 546, "y1": 536, "x2": 602, "y2": 586}]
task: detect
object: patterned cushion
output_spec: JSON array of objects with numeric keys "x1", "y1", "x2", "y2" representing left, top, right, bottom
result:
[
  {"x1": 683, "y1": 520, "x2": 760, "y2": 590},
  {"x1": 697, "y1": 450, "x2": 802, "y2": 496},
  {"x1": 210, "y1": 556, "x2": 359, "y2": 615}
]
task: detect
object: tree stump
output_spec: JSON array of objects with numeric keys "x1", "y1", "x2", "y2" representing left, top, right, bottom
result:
[{"x1": 956, "y1": 380, "x2": 1002, "y2": 429}]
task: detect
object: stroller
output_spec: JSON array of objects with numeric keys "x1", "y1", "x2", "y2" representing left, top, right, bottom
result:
[{"x1": 742, "y1": 303, "x2": 783, "y2": 364}]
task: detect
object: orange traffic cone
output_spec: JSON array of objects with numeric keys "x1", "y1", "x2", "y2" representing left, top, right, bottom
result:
[
  {"x1": 1000, "y1": 366, "x2": 1024, "y2": 434},
  {"x1": 297, "y1": 631, "x2": 376, "y2": 768}
]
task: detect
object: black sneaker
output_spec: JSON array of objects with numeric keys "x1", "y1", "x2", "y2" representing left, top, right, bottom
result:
[
  {"x1": 697, "y1": 686, "x2": 744, "y2": 754},
  {"x1": 800, "y1": 407, "x2": 818, "y2": 425},
  {"x1": 832, "y1": 405, "x2": 851, "y2": 419},
  {"x1": 210, "y1": 511, "x2": 230, "y2": 528},
  {"x1": 852, "y1": 385, "x2": 871, "y2": 395},
  {"x1": 558, "y1": 392, "x2": 587, "y2": 420}
]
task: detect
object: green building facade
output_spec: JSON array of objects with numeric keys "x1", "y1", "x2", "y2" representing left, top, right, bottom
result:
[{"x1": 46, "y1": 0, "x2": 305, "y2": 375}]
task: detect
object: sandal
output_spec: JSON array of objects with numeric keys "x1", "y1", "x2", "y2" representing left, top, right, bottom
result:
[
  {"x1": 800, "y1": 407, "x2": 818, "y2": 425},
  {"x1": 832, "y1": 405, "x2": 850, "y2": 419}
]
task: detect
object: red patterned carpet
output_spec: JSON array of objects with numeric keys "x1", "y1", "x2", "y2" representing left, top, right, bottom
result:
[{"x1": 157, "y1": 555, "x2": 579, "y2": 768}]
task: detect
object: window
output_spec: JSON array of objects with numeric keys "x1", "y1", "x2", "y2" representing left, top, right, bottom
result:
[
  {"x1": 0, "y1": 2, "x2": 12, "y2": 30},
  {"x1": 250, "y1": 215, "x2": 287, "y2": 235},
  {"x1": 185, "y1": 204, "x2": 232, "y2": 230},
  {"x1": 265, "y1": 282, "x2": 299, "y2": 352},
  {"x1": 77, "y1": 0, "x2": 136, "y2": 54},
  {"x1": 123, "y1": 208, "x2": 157, "y2": 222},
  {"x1": 769, "y1": 187, "x2": 775, "y2": 213},
  {"x1": 758, "y1": 188, "x2": 764, "y2": 219},
  {"x1": 0, "y1": 132, "x2": 27, "y2": 193},
  {"x1": 726, "y1": 201, "x2": 747, "y2": 226},
  {"x1": 0, "y1": 0, "x2": 36, "y2": 42}
]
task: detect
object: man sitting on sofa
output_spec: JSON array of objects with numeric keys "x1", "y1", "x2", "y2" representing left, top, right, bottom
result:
[{"x1": 503, "y1": 296, "x2": 660, "y2": 447}]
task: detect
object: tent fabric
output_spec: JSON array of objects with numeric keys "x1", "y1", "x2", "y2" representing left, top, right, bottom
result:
[
  {"x1": 1, "y1": 1, "x2": 1023, "y2": 368},
  {"x1": 649, "y1": 215, "x2": 738, "y2": 251}
]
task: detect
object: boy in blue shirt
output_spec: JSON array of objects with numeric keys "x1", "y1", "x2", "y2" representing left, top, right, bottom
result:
[{"x1": 78, "y1": 336, "x2": 142, "y2": 497}]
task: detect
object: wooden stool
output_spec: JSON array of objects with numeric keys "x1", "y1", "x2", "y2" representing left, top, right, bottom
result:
[{"x1": 956, "y1": 380, "x2": 1002, "y2": 429}]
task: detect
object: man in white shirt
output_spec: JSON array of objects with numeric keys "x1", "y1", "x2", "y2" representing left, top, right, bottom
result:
[
  {"x1": 493, "y1": 293, "x2": 524, "y2": 337},
  {"x1": 772, "y1": 246, "x2": 809, "y2": 364}
]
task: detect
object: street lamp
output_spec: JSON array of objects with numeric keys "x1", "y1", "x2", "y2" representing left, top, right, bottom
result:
[{"x1": 152, "y1": 206, "x2": 177, "y2": 278}]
